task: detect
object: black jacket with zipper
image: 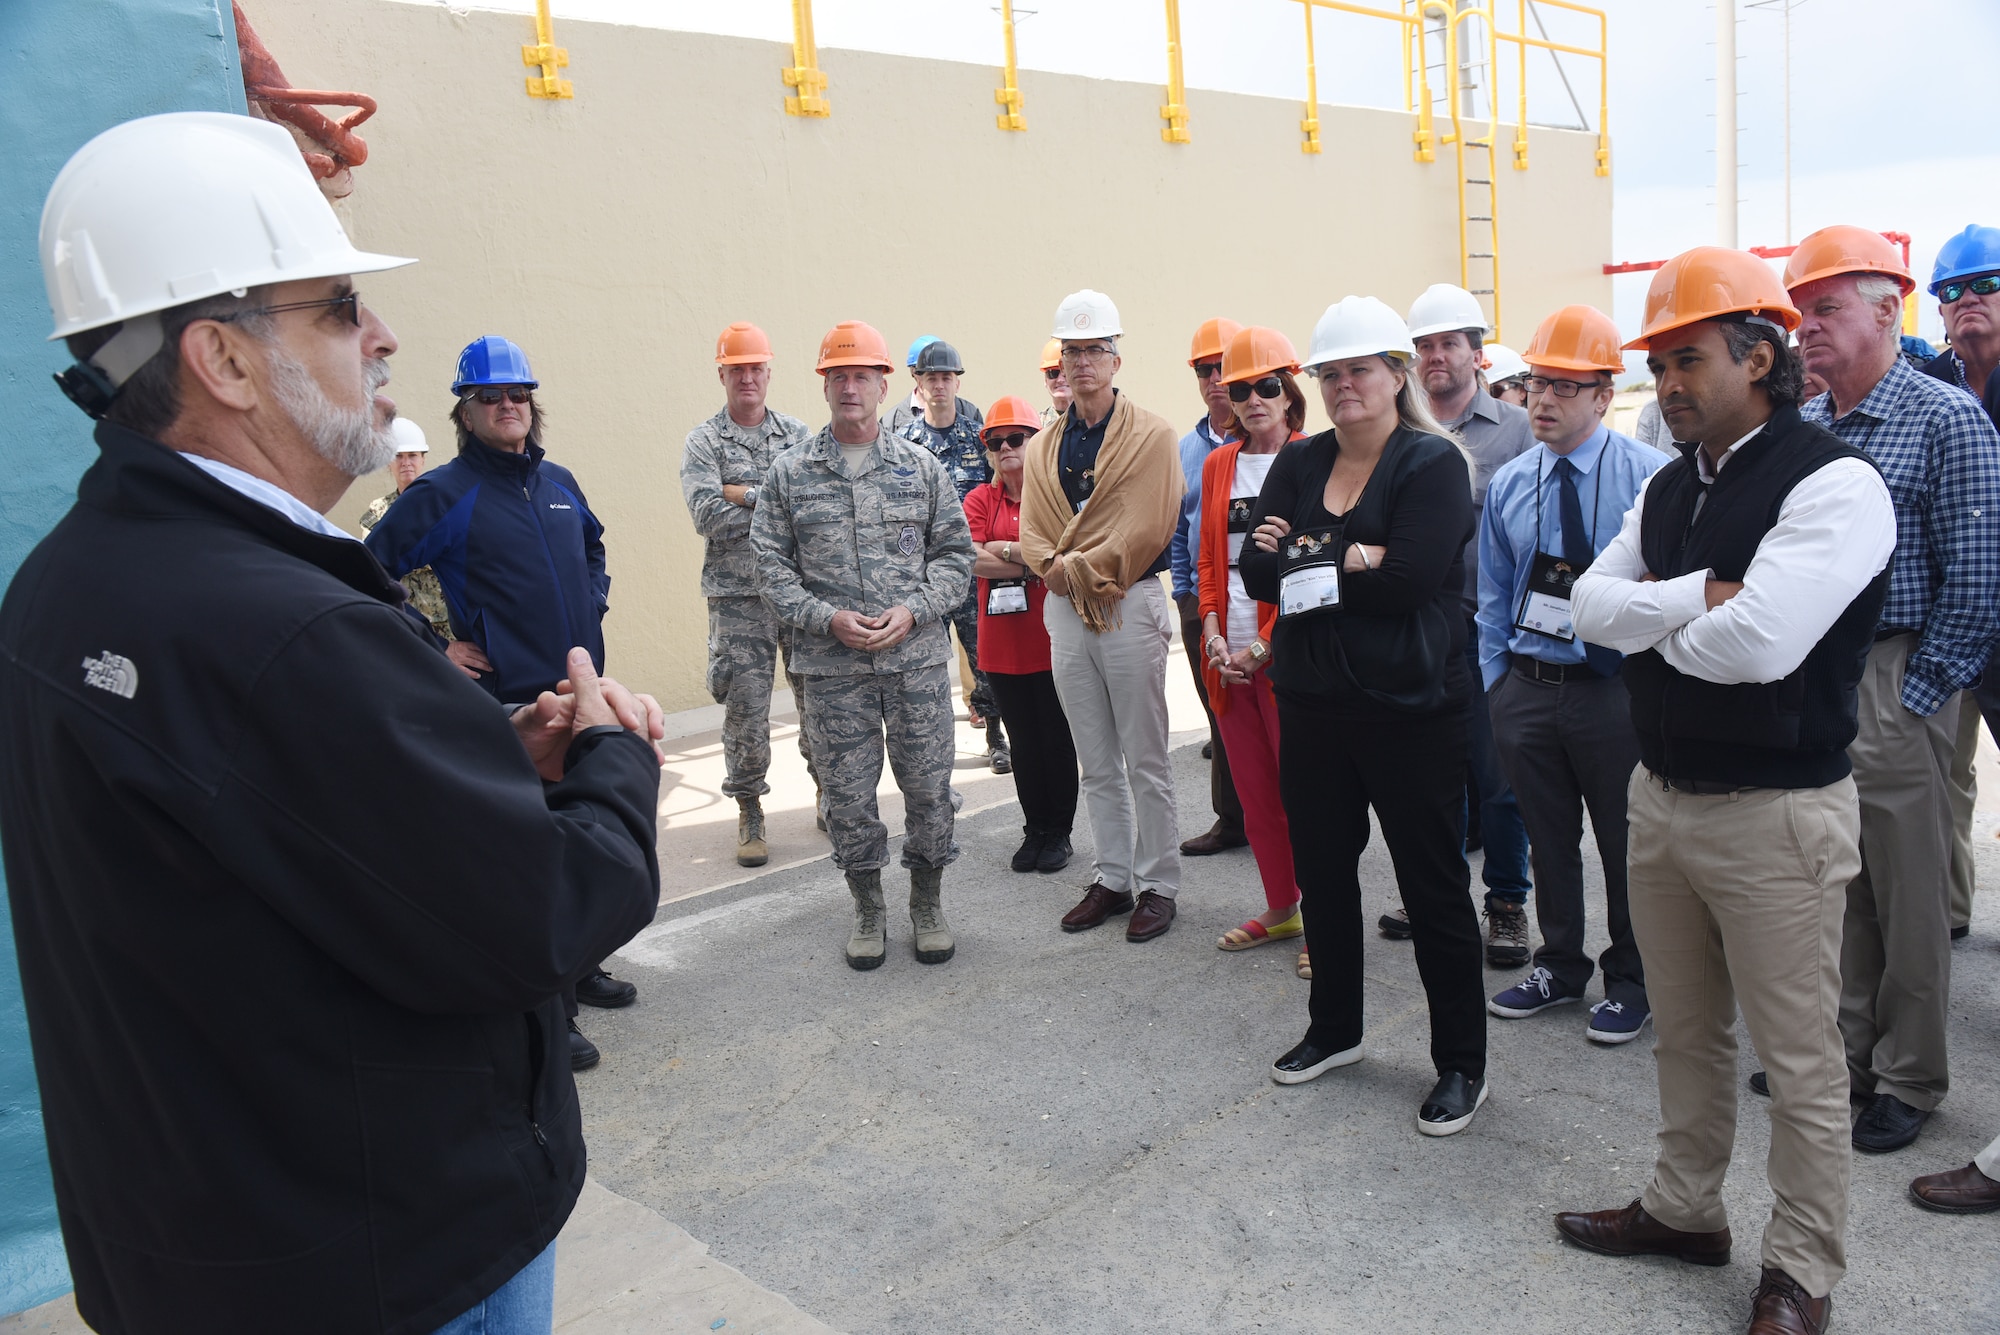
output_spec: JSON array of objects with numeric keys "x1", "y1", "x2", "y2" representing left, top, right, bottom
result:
[{"x1": 0, "y1": 425, "x2": 661, "y2": 1335}]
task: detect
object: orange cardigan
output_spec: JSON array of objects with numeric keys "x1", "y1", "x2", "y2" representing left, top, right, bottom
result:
[{"x1": 1195, "y1": 435, "x2": 1299, "y2": 714}]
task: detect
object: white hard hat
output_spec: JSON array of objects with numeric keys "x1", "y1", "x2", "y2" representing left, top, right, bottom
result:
[
  {"x1": 1302, "y1": 296, "x2": 1417, "y2": 371},
  {"x1": 1482, "y1": 343, "x2": 1529, "y2": 383},
  {"x1": 1405, "y1": 283, "x2": 1492, "y2": 340},
  {"x1": 389, "y1": 416, "x2": 428, "y2": 453},
  {"x1": 41, "y1": 112, "x2": 414, "y2": 343},
  {"x1": 1052, "y1": 289, "x2": 1123, "y2": 340}
]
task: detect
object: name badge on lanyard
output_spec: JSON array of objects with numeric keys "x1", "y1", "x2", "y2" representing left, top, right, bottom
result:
[
  {"x1": 1277, "y1": 527, "x2": 1343, "y2": 619},
  {"x1": 1516, "y1": 550, "x2": 1587, "y2": 642},
  {"x1": 1226, "y1": 497, "x2": 1254, "y2": 566},
  {"x1": 986, "y1": 579, "x2": 1029, "y2": 615}
]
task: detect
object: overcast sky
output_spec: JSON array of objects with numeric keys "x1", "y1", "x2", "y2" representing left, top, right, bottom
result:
[{"x1": 397, "y1": 0, "x2": 2000, "y2": 340}]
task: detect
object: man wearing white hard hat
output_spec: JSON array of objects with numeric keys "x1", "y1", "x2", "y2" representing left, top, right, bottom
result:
[
  {"x1": 1020, "y1": 289, "x2": 1186, "y2": 943},
  {"x1": 1403, "y1": 282, "x2": 1536, "y2": 970},
  {"x1": 358, "y1": 415, "x2": 454, "y2": 641},
  {"x1": 1482, "y1": 343, "x2": 1530, "y2": 407},
  {"x1": 2, "y1": 113, "x2": 665, "y2": 1335}
]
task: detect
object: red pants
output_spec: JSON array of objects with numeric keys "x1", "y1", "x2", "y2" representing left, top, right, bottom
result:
[{"x1": 1215, "y1": 673, "x2": 1300, "y2": 917}]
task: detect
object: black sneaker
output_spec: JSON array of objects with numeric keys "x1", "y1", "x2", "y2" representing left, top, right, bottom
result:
[
  {"x1": 1417, "y1": 1071, "x2": 1487, "y2": 1136},
  {"x1": 1035, "y1": 834, "x2": 1073, "y2": 874},
  {"x1": 576, "y1": 970, "x2": 637, "y2": 1009},
  {"x1": 1378, "y1": 905, "x2": 1413, "y2": 939},
  {"x1": 1853, "y1": 1092, "x2": 1929, "y2": 1154},
  {"x1": 568, "y1": 1020, "x2": 600, "y2": 1072},
  {"x1": 1270, "y1": 1038, "x2": 1363, "y2": 1085},
  {"x1": 1010, "y1": 830, "x2": 1043, "y2": 873}
]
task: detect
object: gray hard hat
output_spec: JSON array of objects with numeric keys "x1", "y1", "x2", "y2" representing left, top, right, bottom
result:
[{"x1": 913, "y1": 340, "x2": 965, "y2": 375}]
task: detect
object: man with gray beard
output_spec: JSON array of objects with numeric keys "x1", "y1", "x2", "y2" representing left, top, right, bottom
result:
[{"x1": 7, "y1": 113, "x2": 664, "y2": 1335}]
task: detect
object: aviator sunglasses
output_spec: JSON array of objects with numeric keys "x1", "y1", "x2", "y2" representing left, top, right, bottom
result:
[
  {"x1": 1227, "y1": 376, "x2": 1285, "y2": 403},
  {"x1": 986, "y1": 432, "x2": 1030, "y2": 451},
  {"x1": 465, "y1": 386, "x2": 534, "y2": 406},
  {"x1": 1938, "y1": 275, "x2": 2000, "y2": 305}
]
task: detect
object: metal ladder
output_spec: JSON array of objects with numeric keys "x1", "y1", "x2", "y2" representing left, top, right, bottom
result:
[{"x1": 1413, "y1": 3, "x2": 1502, "y2": 335}]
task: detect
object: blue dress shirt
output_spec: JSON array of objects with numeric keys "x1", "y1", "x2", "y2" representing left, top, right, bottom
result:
[
  {"x1": 1171, "y1": 415, "x2": 1231, "y2": 600},
  {"x1": 1477, "y1": 425, "x2": 1673, "y2": 689}
]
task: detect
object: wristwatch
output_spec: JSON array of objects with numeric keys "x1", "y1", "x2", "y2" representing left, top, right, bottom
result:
[
  {"x1": 1247, "y1": 640, "x2": 1270, "y2": 664},
  {"x1": 741, "y1": 485, "x2": 759, "y2": 509}
]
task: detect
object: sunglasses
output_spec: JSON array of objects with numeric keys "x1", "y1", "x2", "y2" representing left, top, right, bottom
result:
[
  {"x1": 1938, "y1": 275, "x2": 2000, "y2": 305},
  {"x1": 1521, "y1": 375, "x2": 1603, "y2": 399},
  {"x1": 219, "y1": 291, "x2": 362, "y2": 328},
  {"x1": 1193, "y1": 360, "x2": 1224, "y2": 380},
  {"x1": 1043, "y1": 367, "x2": 1064, "y2": 382},
  {"x1": 466, "y1": 386, "x2": 534, "y2": 406},
  {"x1": 986, "y1": 432, "x2": 1030, "y2": 451},
  {"x1": 1227, "y1": 376, "x2": 1285, "y2": 403}
]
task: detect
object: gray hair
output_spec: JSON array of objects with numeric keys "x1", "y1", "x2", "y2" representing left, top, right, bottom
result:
[{"x1": 64, "y1": 289, "x2": 275, "y2": 438}]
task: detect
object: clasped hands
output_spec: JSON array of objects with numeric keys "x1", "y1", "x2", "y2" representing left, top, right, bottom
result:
[
  {"x1": 830, "y1": 605, "x2": 916, "y2": 653},
  {"x1": 511, "y1": 646, "x2": 667, "y2": 782}
]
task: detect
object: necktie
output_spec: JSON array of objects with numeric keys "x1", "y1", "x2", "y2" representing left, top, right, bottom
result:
[{"x1": 1555, "y1": 457, "x2": 1621, "y2": 676}]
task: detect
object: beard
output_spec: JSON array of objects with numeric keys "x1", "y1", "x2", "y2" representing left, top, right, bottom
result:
[{"x1": 267, "y1": 350, "x2": 396, "y2": 478}]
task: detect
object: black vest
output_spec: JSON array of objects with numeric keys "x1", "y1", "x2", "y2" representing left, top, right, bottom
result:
[{"x1": 1621, "y1": 405, "x2": 1889, "y2": 789}]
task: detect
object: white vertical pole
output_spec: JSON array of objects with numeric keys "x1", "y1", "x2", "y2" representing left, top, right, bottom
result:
[{"x1": 1716, "y1": 0, "x2": 1737, "y2": 247}]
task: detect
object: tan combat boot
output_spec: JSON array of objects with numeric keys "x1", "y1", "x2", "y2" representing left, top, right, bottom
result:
[
  {"x1": 845, "y1": 870, "x2": 886, "y2": 971},
  {"x1": 909, "y1": 866, "x2": 955, "y2": 965},
  {"x1": 736, "y1": 797, "x2": 768, "y2": 868}
]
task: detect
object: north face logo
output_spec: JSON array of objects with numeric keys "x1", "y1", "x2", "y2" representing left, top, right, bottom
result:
[{"x1": 82, "y1": 652, "x2": 138, "y2": 699}]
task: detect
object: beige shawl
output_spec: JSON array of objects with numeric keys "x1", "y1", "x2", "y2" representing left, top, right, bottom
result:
[{"x1": 1019, "y1": 392, "x2": 1185, "y2": 632}]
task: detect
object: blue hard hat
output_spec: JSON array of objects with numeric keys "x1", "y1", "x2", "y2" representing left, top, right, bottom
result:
[
  {"x1": 906, "y1": 334, "x2": 940, "y2": 368},
  {"x1": 1929, "y1": 225, "x2": 2000, "y2": 296},
  {"x1": 451, "y1": 335, "x2": 539, "y2": 394}
]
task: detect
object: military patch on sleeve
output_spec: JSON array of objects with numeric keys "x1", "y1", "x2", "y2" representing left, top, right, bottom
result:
[{"x1": 898, "y1": 524, "x2": 920, "y2": 555}]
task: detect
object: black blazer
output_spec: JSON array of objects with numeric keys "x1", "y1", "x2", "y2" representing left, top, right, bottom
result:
[{"x1": 1240, "y1": 425, "x2": 1473, "y2": 714}]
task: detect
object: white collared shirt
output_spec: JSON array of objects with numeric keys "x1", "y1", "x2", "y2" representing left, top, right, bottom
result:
[
  {"x1": 176, "y1": 453, "x2": 357, "y2": 542},
  {"x1": 1570, "y1": 422, "x2": 1895, "y2": 685}
]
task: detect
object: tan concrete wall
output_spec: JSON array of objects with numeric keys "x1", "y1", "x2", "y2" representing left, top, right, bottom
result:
[{"x1": 243, "y1": 0, "x2": 1612, "y2": 709}]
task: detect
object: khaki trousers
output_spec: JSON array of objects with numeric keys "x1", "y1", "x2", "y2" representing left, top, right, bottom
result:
[
  {"x1": 1842, "y1": 635, "x2": 1959, "y2": 1111},
  {"x1": 1627, "y1": 769, "x2": 1860, "y2": 1300},
  {"x1": 1946, "y1": 688, "x2": 1980, "y2": 932}
]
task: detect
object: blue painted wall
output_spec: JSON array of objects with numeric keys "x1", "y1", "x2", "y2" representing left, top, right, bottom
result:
[{"x1": 0, "y1": 0, "x2": 244, "y2": 1315}]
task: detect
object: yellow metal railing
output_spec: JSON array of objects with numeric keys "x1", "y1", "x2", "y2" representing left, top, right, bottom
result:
[
  {"x1": 1160, "y1": 0, "x2": 1191, "y2": 143},
  {"x1": 521, "y1": 0, "x2": 572, "y2": 100},
  {"x1": 1500, "y1": 0, "x2": 1610, "y2": 174},
  {"x1": 995, "y1": 0, "x2": 1025, "y2": 131},
  {"x1": 782, "y1": 0, "x2": 830, "y2": 118}
]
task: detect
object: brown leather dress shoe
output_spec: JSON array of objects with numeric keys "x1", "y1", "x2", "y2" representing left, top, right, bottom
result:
[
  {"x1": 1126, "y1": 890, "x2": 1177, "y2": 942},
  {"x1": 1909, "y1": 1161, "x2": 2000, "y2": 1213},
  {"x1": 1552, "y1": 1199, "x2": 1731, "y2": 1266},
  {"x1": 1179, "y1": 820, "x2": 1248, "y2": 856},
  {"x1": 1060, "y1": 882, "x2": 1134, "y2": 932},
  {"x1": 1747, "y1": 1268, "x2": 1830, "y2": 1334}
]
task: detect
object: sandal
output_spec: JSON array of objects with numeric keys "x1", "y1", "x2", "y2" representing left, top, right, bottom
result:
[
  {"x1": 1218, "y1": 907, "x2": 1304, "y2": 952},
  {"x1": 1296, "y1": 950, "x2": 1311, "y2": 980}
]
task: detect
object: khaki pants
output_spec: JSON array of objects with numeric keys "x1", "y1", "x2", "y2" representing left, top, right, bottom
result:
[
  {"x1": 1946, "y1": 688, "x2": 1980, "y2": 932},
  {"x1": 1842, "y1": 635, "x2": 1959, "y2": 1111},
  {"x1": 1627, "y1": 769, "x2": 1860, "y2": 1300}
]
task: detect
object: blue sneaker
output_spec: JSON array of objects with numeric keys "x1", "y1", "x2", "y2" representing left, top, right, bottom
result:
[
  {"x1": 1586, "y1": 998, "x2": 1652, "y2": 1045},
  {"x1": 1488, "y1": 966, "x2": 1582, "y2": 1019}
]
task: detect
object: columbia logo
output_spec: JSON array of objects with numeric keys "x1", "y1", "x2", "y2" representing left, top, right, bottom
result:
[
  {"x1": 82, "y1": 651, "x2": 138, "y2": 699},
  {"x1": 548, "y1": 502, "x2": 573, "y2": 510}
]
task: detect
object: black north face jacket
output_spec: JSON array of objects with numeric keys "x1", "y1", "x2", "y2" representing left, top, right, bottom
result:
[{"x1": 0, "y1": 425, "x2": 661, "y2": 1335}]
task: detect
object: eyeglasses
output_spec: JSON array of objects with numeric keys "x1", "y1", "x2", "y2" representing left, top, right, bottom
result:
[
  {"x1": 986, "y1": 432, "x2": 1030, "y2": 451},
  {"x1": 466, "y1": 386, "x2": 534, "y2": 406},
  {"x1": 1521, "y1": 375, "x2": 1603, "y2": 399},
  {"x1": 1938, "y1": 275, "x2": 2000, "y2": 305},
  {"x1": 220, "y1": 291, "x2": 362, "y2": 327},
  {"x1": 1227, "y1": 376, "x2": 1285, "y2": 403},
  {"x1": 1043, "y1": 367, "x2": 1064, "y2": 382},
  {"x1": 1193, "y1": 360, "x2": 1223, "y2": 380},
  {"x1": 1060, "y1": 345, "x2": 1116, "y2": 364}
]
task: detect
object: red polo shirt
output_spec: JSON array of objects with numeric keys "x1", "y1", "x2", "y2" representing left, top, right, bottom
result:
[{"x1": 962, "y1": 480, "x2": 1051, "y2": 674}]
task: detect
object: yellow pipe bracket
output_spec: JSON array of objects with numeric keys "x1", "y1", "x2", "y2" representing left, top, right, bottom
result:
[
  {"x1": 1160, "y1": 0, "x2": 1191, "y2": 143},
  {"x1": 783, "y1": 0, "x2": 830, "y2": 117},
  {"x1": 522, "y1": 0, "x2": 572, "y2": 100},
  {"x1": 995, "y1": 0, "x2": 1026, "y2": 130}
]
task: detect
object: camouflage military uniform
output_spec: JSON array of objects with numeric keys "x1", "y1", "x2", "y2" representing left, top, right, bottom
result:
[
  {"x1": 359, "y1": 491, "x2": 453, "y2": 640},
  {"x1": 680, "y1": 406, "x2": 815, "y2": 799},
  {"x1": 890, "y1": 393, "x2": 980, "y2": 438},
  {"x1": 898, "y1": 405, "x2": 997, "y2": 729},
  {"x1": 752, "y1": 424, "x2": 973, "y2": 871}
]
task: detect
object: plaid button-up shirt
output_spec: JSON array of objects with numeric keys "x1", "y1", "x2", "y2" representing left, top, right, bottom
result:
[{"x1": 1803, "y1": 355, "x2": 2000, "y2": 714}]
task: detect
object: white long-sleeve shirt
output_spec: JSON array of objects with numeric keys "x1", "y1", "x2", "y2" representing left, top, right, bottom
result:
[{"x1": 1570, "y1": 428, "x2": 1896, "y2": 686}]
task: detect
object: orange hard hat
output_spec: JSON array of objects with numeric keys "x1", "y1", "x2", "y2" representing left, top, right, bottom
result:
[
  {"x1": 1625, "y1": 246, "x2": 1801, "y2": 351},
  {"x1": 1219, "y1": 325, "x2": 1300, "y2": 385},
  {"x1": 982, "y1": 395, "x2": 1043, "y2": 438},
  {"x1": 815, "y1": 320, "x2": 895, "y2": 374},
  {"x1": 1782, "y1": 225, "x2": 1915, "y2": 296},
  {"x1": 1523, "y1": 305, "x2": 1625, "y2": 374},
  {"x1": 1039, "y1": 338, "x2": 1063, "y2": 372},
  {"x1": 1188, "y1": 317, "x2": 1244, "y2": 367},
  {"x1": 715, "y1": 321, "x2": 773, "y2": 365}
]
